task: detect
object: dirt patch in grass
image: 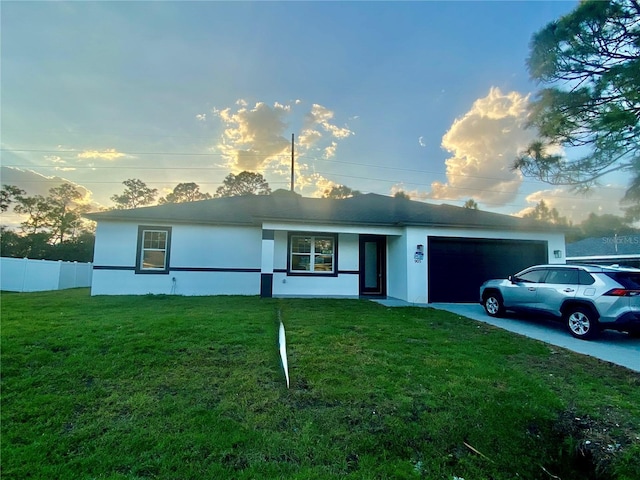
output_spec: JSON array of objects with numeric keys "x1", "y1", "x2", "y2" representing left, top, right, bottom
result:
[{"x1": 549, "y1": 406, "x2": 640, "y2": 479}]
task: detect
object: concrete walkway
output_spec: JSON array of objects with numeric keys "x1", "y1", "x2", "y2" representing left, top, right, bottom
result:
[{"x1": 373, "y1": 298, "x2": 640, "y2": 372}]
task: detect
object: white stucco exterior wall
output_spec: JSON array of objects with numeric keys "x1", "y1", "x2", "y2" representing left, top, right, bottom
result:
[
  {"x1": 386, "y1": 235, "x2": 408, "y2": 301},
  {"x1": 91, "y1": 221, "x2": 262, "y2": 296},
  {"x1": 272, "y1": 232, "x2": 360, "y2": 297},
  {"x1": 403, "y1": 228, "x2": 430, "y2": 304}
]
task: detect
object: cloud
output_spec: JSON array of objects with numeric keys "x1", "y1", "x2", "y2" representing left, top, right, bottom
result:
[
  {"x1": 195, "y1": 113, "x2": 206, "y2": 121},
  {"x1": 215, "y1": 101, "x2": 291, "y2": 171},
  {"x1": 1, "y1": 166, "x2": 93, "y2": 201},
  {"x1": 515, "y1": 186, "x2": 627, "y2": 224},
  {"x1": 77, "y1": 148, "x2": 126, "y2": 161},
  {"x1": 390, "y1": 183, "x2": 430, "y2": 201},
  {"x1": 1, "y1": 166, "x2": 98, "y2": 228},
  {"x1": 298, "y1": 128, "x2": 323, "y2": 149},
  {"x1": 305, "y1": 104, "x2": 354, "y2": 140},
  {"x1": 418, "y1": 136, "x2": 426, "y2": 147},
  {"x1": 42, "y1": 155, "x2": 78, "y2": 172},
  {"x1": 324, "y1": 141, "x2": 338, "y2": 159},
  {"x1": 213, "y1": 100, "x2": 354, "y2": 183},
  {"x1": 427, "y1": 87, "x2": 536, "y2": 205}
]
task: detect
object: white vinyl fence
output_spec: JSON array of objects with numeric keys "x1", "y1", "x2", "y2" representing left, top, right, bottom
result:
[{"x1": 1, "y1": 257, "x2": 93, "y2": 292}]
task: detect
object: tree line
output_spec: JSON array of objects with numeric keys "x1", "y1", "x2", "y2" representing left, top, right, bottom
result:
[
  {"x1": 0, "y1": 171, "x2": 274, "y2": 261},
  {"x1": 3, "y1": 172, "x2": 637, "y2": 263}
]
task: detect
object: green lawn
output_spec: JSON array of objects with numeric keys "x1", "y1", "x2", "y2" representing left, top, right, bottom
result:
[{"x1": 2, "y1": 290, "x2": 639, "y2": 479}]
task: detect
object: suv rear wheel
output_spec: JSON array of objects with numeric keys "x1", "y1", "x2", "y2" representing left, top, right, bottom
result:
[
  {"x1": 483, "y1": 292, "x2": 505, "y2": 317},
  {"x1": 565, "y1": 306, "x2": 599, "y2": 340}
]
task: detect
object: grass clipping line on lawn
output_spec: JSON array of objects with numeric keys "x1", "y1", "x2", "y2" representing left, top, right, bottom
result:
[{"x1": 1, "y1": 290, "x2": 639, "y2": 479}]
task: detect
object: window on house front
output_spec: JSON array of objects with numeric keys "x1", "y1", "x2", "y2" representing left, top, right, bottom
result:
[
  {"x1": 289, "y1": 234, "x2": 336, "y2": 274},
  {"x1": 136, "y1": 226, "x2": 172, "y2": 274}
]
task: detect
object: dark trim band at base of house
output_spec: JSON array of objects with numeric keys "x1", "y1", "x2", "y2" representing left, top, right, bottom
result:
[
  {"x1": 93, "y1": 265, "x2": 136, "y2": 271},
  {"x1": 260, "y1": 273, "x2": 273, "y2": 298},
  {"x1": 93, "y1": 266, "x2": 261, "y2": 273},
  {"x1": 93, "y1": 266, "x2": 360, "y2": 276},
  {"x1": 273, "y1": 268, "x2": 359, "y2": 275},
  {"x1": 171, "y1": 267, "x2": 261, "y2": 273}
]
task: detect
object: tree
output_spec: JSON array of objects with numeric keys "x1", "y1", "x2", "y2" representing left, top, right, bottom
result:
[
  {"x1": 463, "y1": 198, "x2": 479, "y2": 209},
  {"x1": 13, "y1": 195, "x2": 51, "y2": 235},
  {"x1": 111, "y1": 179, "x2": 158, "y2": 209},
  {"x1": 49, "y1": 231, "x2": 95, "y2": 262},
  {"x1": 579, "y1": 212, "x2": 637, "y2": 238},
  {"x1": 522, "y1": 199, "x2": 569, "y2": 226},
  {"x1": 393, "y1": 191, "x2": 411, "y2": 200},
  {"x1": 514, "y1": 0, "x2": 640, "y2": 200},
  {"x1": 215, "y1": 171, "x2": 271, "y2": 197},
  {"x1": 11, "y1": 184, "x2": 91, "y2": 244},
  {"x1": 0, "y1": 229, "x2": 95, "y2": 261},
  {"x1": 1, "y1": 231, "x2": 52, "y2": 259},
  {"x1": 1, "y1": 185, "x2": 25, "y2": 212},
  {"x1": 158, "y1": 182, "x2": 212, "y2": 204},
  {"x1": 322, "y1": 185, "x2": 362, "y2": 199},
  {"x1": 46, "y1": 183, "x2": 89, "y2": 243},
  {"x1": 3, "y1": 183, "x2": 94, "y2": 260}
]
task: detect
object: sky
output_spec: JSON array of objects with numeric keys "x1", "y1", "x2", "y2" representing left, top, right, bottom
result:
[{"x1": 1, "y1": 0, "x2": 632, "y2": 227}]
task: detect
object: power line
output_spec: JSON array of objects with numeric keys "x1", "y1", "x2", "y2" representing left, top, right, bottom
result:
[
  {"x1": 2, "y1": 152, "x2": 629, "y2": 193},
  {"x1": 2, "y1": 149, "x2": 629, "y2": 201},
  {"x1": 2, "y1": 148, "x2": 238, "y2": 157}
]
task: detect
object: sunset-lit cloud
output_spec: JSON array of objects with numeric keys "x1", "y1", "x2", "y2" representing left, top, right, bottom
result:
[
  {"x1": 428, "y1": 87, "x2": 536, "y2": 205},
  {"x1": 215, "y1": 101, "x2": 291, "y2": 172},
  {"x1": 1, "y1": 166, "x2": 94, "y2": 202},
  {"x1": 323, "y1": 141, "x2": 338, "y2": 159},
  {"x1": 298, "y1": 128, "x2": 323, "y2": 148},
  {"x1": 0, "y1": 166, "x2": 99, "y2": 228},
  {"x1": 296, "y1": 171, "x2": 338, "y2": 197},
  {"x1": 44, "y1": 155, "x2": 77, "y2": 172},
  {"x1": 77, "y1": 149, "x2": 126, "y2": 161},
  {"x1": 516, "y1": 186, "x2": 627, "y2": 224},
  {"x1": 390, "y1": 184, "x2": 430, "y2": 201},
  {"x1": 305, "y1": 104, "x2": 354, "y2": 140},
  {"x1": 213, "y1": 100, "x2": 354, "y2": 187}
]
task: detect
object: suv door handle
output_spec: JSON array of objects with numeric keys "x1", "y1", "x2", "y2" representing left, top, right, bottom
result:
[
  {"x1": 528, "y1": 287, "x2": 536, "y2": 291},
  {"x1": 563, "y1": 288, "x2": 575, "y2": 293}
]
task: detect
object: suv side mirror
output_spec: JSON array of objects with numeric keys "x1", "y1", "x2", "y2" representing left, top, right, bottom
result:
[{"x1": 508, "y1": 275, "x2": 514, "y2": 283}]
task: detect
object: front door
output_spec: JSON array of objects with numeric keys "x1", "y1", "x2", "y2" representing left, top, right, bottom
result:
[{"x1": 359, "y1": 235, "x2": 386, "y2": 296}]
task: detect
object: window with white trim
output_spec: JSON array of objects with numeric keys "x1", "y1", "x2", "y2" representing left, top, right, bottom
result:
[
  {"x1": 289, "y1": 234, "x2": 335, "y2": 274},
  {"x1": 136, "y1": 226, "x2": 172, "y2": 274}
]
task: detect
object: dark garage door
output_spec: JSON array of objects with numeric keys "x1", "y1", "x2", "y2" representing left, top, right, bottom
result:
[{"x1": 428, "y1": 237, "x2": 548, "y2": 303}]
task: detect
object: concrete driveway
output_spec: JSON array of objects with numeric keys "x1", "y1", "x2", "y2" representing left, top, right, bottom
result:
[{"x1": 430, "y1": 303, "x2": 640, "y2": 373}]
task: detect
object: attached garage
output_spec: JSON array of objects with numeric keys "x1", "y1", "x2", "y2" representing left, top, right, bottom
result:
[{"x1": 427, "y1": 237, "x2": 548, "y2": 303}]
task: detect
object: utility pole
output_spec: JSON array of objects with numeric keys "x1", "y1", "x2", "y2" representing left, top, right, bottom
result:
[{"x1": 290, "y1": 133, "x2": 295, "y2": 192}]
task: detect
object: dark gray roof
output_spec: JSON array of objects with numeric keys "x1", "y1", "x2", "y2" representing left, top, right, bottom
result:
[
  {"x1": 86, "y1": 193, "x2": 558, "y2": 232},
  {"x1": 566, "y1": 235, "x2": 640, "y2": 257}
]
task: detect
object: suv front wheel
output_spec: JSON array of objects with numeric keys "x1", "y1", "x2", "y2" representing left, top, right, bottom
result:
[
  {"x1": 565, "y1": 306, "x2": 599, "y2": 340},
  {"x1": 483, "y1": 292, "x2": 505, "y2": 317}
]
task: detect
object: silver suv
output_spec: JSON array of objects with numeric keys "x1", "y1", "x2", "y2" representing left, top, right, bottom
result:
[{"x1": 479, "y1": 264, "x2": 640, "y2": 340}]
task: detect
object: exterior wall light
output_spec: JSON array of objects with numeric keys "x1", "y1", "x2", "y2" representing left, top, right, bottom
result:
[{"x1": 553, "y1": 250, "x2": 562, "y2": 259}]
